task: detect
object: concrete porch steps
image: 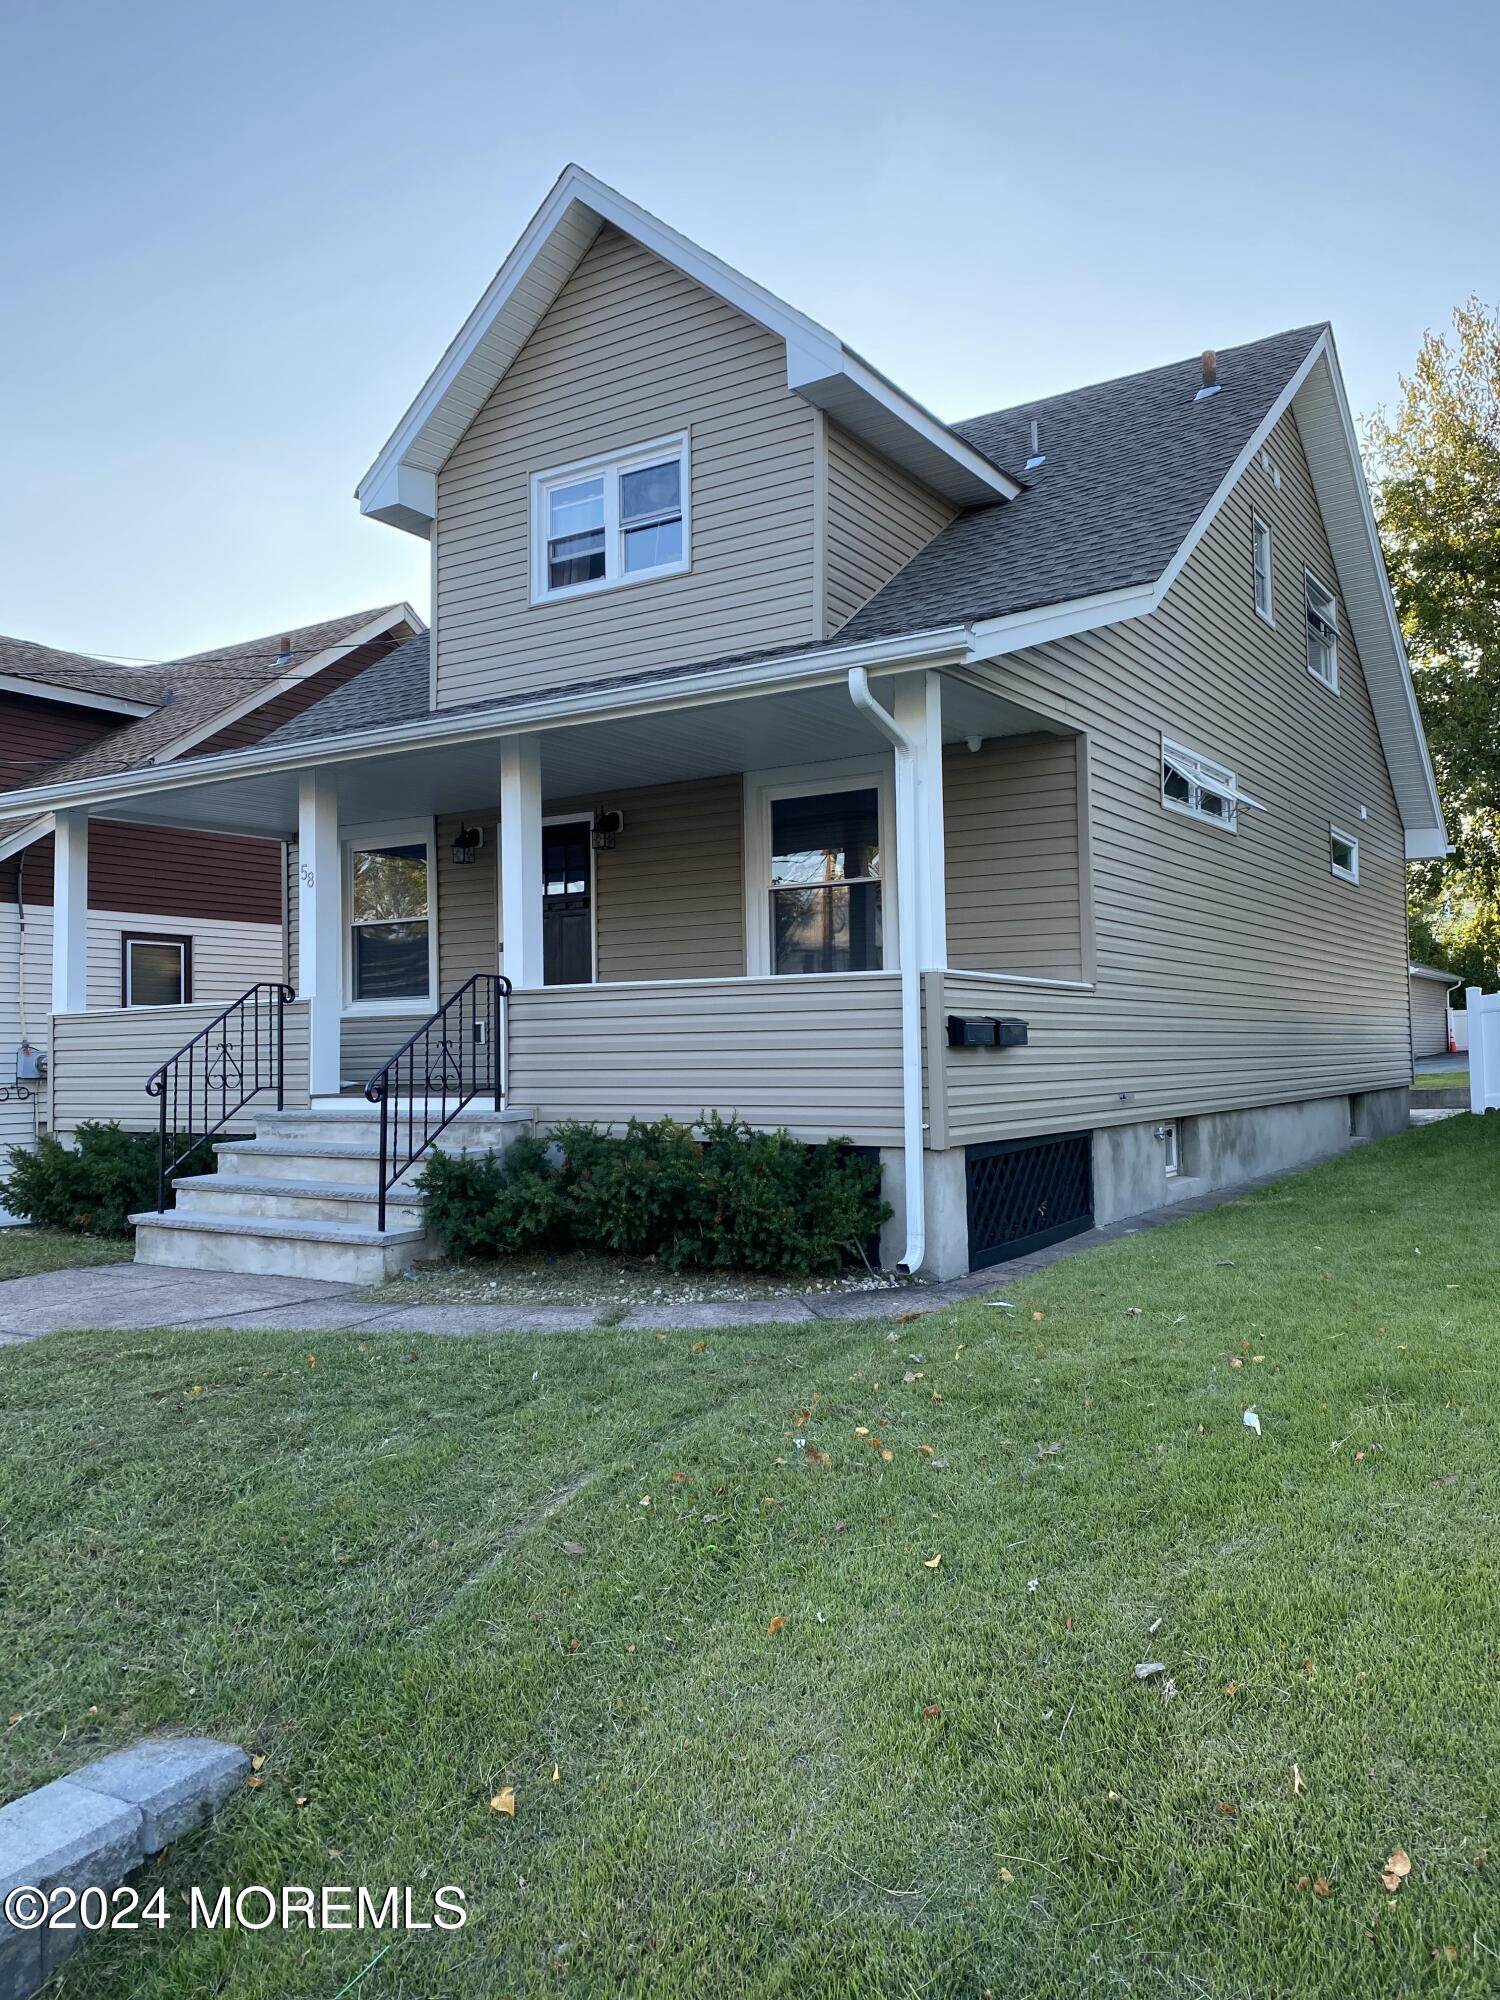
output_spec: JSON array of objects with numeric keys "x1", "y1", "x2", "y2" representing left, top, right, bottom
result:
[{"x1": 131, "y1": 1100, "x2": 533, "y2": 1283}]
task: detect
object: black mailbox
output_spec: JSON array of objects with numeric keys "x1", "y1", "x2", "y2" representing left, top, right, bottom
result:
[{"x1": 946, "y1": 1014, "x2": 1029, "y2": 1050}]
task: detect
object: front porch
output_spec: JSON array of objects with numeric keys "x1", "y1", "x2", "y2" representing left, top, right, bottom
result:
[{"x1": 45, "y1": 664, "x2": 1094, "y2": 1278}]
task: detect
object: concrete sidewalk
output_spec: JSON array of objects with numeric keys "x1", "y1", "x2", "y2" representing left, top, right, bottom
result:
[{"x1": 0, "y1": 1149, "x2": 1365, "y2": 1345}]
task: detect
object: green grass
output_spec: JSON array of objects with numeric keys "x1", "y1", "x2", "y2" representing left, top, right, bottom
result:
[
  {"x1": 1412, "y1": 1069, "x2": 1469, "y2": 1090},
  {"x1": 2, "y1": 1116, "x2": 1498, "y2": 1998},
  {"x1": 0, "y1": 1224, "x2": 129, "y2": 1280}
]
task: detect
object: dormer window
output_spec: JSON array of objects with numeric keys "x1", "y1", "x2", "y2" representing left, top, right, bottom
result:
[{"x1": 531, "y1": 435, "x2": 690, "y2": 603}]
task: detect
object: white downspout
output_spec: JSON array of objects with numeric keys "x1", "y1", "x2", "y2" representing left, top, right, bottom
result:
[{"x1": 847, "y1": 667, "x2": 925, "y2": 1275}]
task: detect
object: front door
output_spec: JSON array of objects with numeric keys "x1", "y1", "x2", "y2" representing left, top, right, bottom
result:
[{"x1": 542, "y1": 820, "x2": 593, "y2": 986}]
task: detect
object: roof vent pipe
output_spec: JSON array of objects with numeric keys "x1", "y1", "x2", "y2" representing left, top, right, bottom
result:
[
  {"x1": 1195, "y1": 350, "x2": 1221, "y2": 401},
  {"x1": 1024, "y1": 419, "x2": 1045, "y2": 470},
  {"x1": 274, "y1": 635, "x2": 293, "y2": 666}
]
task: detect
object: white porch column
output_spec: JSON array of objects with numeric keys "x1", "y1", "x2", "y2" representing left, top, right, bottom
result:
[
  {"x1": 893, "y1": 670, "x2": 948, "y2": 969},
  {"x1": 51, "y1": 808, "x2": 90, "y2": 1014},
  {"x1": 297, "y1": 769, "x2": 342, "y2": 1096},
  {"x1": 499, "y1": 736, "x2": 545, "y2": 989}
]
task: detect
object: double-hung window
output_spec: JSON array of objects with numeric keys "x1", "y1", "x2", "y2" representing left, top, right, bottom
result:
[
  {"x1": 768, "y1": 785, "x2": 884, "y2": 975},
  {"x1": 1161, "y1": 737, "x2": 1254, "y2": 832},
  {"x1": 532, "y1": 436, "x2": 689, "y2": 602},
  {"x1": 1252, "y1": 514, "x2": 1274, "y2": 624},
  {"x1": 347, "y1": 829, "x2": 434, "y2": 1005},
  {"x1": 1305, "y1": 570, "x2": 1338, "y2": 689}
]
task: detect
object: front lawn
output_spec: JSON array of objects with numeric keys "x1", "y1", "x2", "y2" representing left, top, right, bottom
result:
[
  {"x1": 1412, "y1": 1069, "x2": 1469, "y2": 1090},
  {"x1": 1, "y1": 1115, "x2": 1497, "y2": 1997},
  {"x1": 0, "y1": 1224, "x2": 129, "y2": 1280}
]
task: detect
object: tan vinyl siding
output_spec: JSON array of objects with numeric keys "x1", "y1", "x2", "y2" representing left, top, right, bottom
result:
[
  {"x1": 436, "y1": 810, "x2": 499, "y2": 994},
  {"x1": 944, "y1": 734, "x2": 1083, "y2": 979},
  {"x1": 435, "y1": 226, "x2": 818, "y2": 708},
  {"x1": 823, "y1": 423, "x2": 956, "y2": 635},
  {"x1": 340, "y1": 1013, "x2": 426, "y2": 1086},
  {"x1": 940, "y1": 404, "x2": 1409, "y2": 1146},
  {"x1": 1409, "y1": 977, "x2": 1451, "y2": 1059},
  {"x1": 506, "y1": 974, "x2": 902, "y2": 1143},
  {"x1": 50, "y1": 1001, "x2": 310, "y2": 1138}
]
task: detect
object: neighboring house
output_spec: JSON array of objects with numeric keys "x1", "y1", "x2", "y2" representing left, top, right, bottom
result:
[
  {"x1": 0, "y1": 167, "x2": 1446, "y2": 1280},
  {"x1": 0, "y1": 609, "x2": 420, "y2": 1218},
  {"x1": 1409, "y1": 964, "x2": 1461, "y2": 1059}
]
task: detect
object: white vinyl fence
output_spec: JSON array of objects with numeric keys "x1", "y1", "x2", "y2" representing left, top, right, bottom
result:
[{"x1": 1467, "y1": 988, "x2": 1500, "y2": 1113}]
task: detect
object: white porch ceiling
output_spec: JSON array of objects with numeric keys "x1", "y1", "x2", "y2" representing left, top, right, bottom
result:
[{"x1": 93, "y1": 673, "x2": 1063, "y2": 839}]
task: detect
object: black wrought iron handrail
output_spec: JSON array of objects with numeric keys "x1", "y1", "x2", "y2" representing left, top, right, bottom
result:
[
  {"x1": 145, "y1": 982, "x2": 295, "y2": 1211},
  {"x1": 363, "y1": 974, "x2": 511, "y2": 1231}
]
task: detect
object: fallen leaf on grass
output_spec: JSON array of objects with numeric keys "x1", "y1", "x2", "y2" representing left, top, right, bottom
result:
[
  {"x1": 1031, "y1": 1311, "x2": 1045, "y2": 1322},
  {"x1": 552, "y1": 1764, "x2": 561, "y2": 1782},
  {"x1": 560, "y1": 1541, "x2": 586, "y2": 1557},
  {"x1": 767, "y1": 1616, "x2": 785, "y2": 1635},
  {"x1": 251, "y1": 1754, "x2": 266, "y2": 1772},
  {"x1": 922, "y1": 1703, "x2": 943, "y2": 1720},
  {"x1": 923, "y1": 1554, "x2": 943, "y2": 1570},
  {"x1": 854, "y1": 1426, "x2": 870, "y2": 1436},
  {"x1": 1134, "y1": 1663, "x2": 1166, "y2": 1681},
  {"x1": 294, "y1": 1795, "x2": 309, "y2": 1808},
  {"x1": 998, "y1": 1866, "x2": 1014, "y2": 1883},
  {"x1": 670, "y1": 1472, "x2": 687, "y2": 1484},
  {"x1": 916, "y1": 1444, "x2": 934, "y2": 1458},
  {"x1": 1292, "y1": 1765, "x2": 1307, "y2": 1797},
  {"x1": 881, "y1": 1449, "x2": 894, "y2": 1462},
  {"x1": 1217, "y1": 1801, "x2": 1237, "y2": 1817},
  {"x1": 245, "y1": 1775, "x2": 264, "y2": 1789},
  {"x1": 1431, "y1": 1474, "x2": 1458, "y2": 1488},
  {"x1": 691, "y1": 1341, "x2": 707, "y2": 1352},
  {"x1": 895, "y1": 1311, "x2": 925, "y2": 1325},
  {"x1": 490, "y1": 1788, "x2": 517, "y2": 1817},
  {"x1": 1380, "y1": 1848, "x2": 1412, "y2": 1893}
]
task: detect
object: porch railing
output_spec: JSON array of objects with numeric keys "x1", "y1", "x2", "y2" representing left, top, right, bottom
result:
[
  {"x1": 145, "y1": 981, "x2": 295, "y2": 1211},
  {"x1": 363, "y1": 974, "x2": 511, "y2": 1231}
]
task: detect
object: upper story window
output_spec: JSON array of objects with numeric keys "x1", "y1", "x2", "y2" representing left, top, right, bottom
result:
[
  {"x1": 1161, "y1": 736, "x2": 1260, "y2": 834},
  {"x1": 1252, "y1": 514, "x2": 1274, "y2": 624},
  {"x1": 531, "y1": 435, "x2": 690, "y2": 603},
  {"x1": 1305, "y1": 569, "x2": 1338, "y2": 690}
]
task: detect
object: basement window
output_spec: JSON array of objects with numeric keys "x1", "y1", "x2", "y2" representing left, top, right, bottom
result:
[
  {"x1": 1305, "y1": 570, "x2": 1338, "y2": 689},
  {"x1": 1160, "y1": 737, "x2": 1261, "y2": 833},
  {"x1": 532, "y1": 435, "x2": 689, "y2": 602},
  {"x1": 1252, "y1": 514, "x2": 1274, "y2": 624},
  {"x1": 1330, "y1": 826, "x2": 1359, "y2": 883}
]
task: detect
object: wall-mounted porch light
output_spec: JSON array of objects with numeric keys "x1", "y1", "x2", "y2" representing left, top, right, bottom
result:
[
  {"x1": 591, "y1": 807, "x2": 624, "y2": 852},
  {"x1": 451, "y1": 823, "x2": 484, "y2": 865}
]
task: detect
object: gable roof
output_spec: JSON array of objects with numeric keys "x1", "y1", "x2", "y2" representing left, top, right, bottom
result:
[
  {"x1": 838, "y1": 326, "x2": 1327, "y2": 641},
  {"x1": 0, "y1": 606, "x2": 419, "y2": 865},
  {"x1": 357, "y1": 164, "x2": 1021, "y2": 536}
]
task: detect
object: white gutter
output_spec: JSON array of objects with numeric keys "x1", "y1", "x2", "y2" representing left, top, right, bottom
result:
[
  {"x1": 0, "y1": 626, "x2": 972, "y2": 820},
  {"x1": 846, "y1": 666, "x2": 925, "y2": 1276}
]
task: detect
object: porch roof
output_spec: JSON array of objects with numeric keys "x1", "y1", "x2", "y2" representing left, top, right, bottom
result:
[{"x1": 7, "y1": 665, "x2": 1059, "y2": 841}]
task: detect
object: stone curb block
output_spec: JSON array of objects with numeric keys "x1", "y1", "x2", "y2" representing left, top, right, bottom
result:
[{"x1": 0, "y1": 1737, "x2": 248, "y2": 2000}]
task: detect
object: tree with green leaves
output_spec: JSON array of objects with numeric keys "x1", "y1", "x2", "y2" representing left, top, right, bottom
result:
[{"x1": 1365, "y1": 296, "x2": 1500, "y2": 990}]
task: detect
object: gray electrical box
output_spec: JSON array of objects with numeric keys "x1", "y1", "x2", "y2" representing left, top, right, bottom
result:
[{"x1": 15, "y1": 1044, "x2": 45, "y2": 1081}]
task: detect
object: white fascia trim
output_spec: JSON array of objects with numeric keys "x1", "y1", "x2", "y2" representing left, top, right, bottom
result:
[
  {"x1": 0, "y1": 674, "x2": 156, "y2": 718},
  {"x1": 0, "y1": 626, "x2": 974, "y2": 819},
  {"x1": 357, "y1": 163, "x2": 1013, "y2": 530},
  {"x1": 1408, "y1": 964, "x2": 1462, "y2": 985},
  {"x1": 147, "y1": 605, "x2": 424, "y2": 766},
  {"x1": 966, "y1": 327, "x2": 1447, "y2": 850},
  {"x1": 0, "y1": 813, "x2": 53, "y2": 866}
]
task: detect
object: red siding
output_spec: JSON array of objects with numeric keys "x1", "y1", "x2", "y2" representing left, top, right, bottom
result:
[
  {"x1": 1, "y1": 821, "x2": 283, "y2": 924},
  {"x1": 190, "y1": 632, "x2": 402, "y2": 755},
  {"x1": 0, "y1": 693, "x2": 122, "y2": 789}
]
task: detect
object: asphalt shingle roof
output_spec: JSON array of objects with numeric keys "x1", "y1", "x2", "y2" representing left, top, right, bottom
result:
[{"x1": 838, "y1": 325, "x2": 1327, "y2": 643}]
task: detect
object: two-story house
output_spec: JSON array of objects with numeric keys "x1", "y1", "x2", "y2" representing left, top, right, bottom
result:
[{"x1": 0, "y1": 167, "x2": 1444, "y2": 1280}]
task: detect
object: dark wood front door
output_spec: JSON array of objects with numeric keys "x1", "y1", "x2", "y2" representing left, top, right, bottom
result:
[{"x1": 543, "y1": 820, "x2": 593, "y2": 986}]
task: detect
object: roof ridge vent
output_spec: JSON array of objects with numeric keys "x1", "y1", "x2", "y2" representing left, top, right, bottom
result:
[
  {"x1": 1024, "y1": 418, "x2": 1045, "y2": 470},
  {"x1": 1194, "y1": 349, "x2": 1221, "y2": 401}
]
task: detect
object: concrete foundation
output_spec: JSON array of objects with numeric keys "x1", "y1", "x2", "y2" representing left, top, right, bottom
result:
[
  {"x1": 1351, "y1": 1085, "x2": 1411, "y2": 1138},
  {"x1": 878, "y1": 1146, "x2": 969, "y2": 1281}
]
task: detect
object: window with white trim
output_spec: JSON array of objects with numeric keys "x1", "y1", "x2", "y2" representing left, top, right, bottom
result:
[
  {"x1": 1329, "y1": 826, "x2": 1359, "y2": 883},
  {"x1": 531, "y1": 435, "x2": 689, "y2": 602},
  {"x1": 1161, "y1": 738, "x2": 1245, "y2": 832},
  {"x1": 1305, "y1": 570, "x2": 1338, "y2": 688},
  {"x1": 347, "y1": 831, "x2": 434, "y2": 1004},
  {"x1": 1252, "y1": 514, "x2": 1274, "y2": 624},
  {"x1": 1161, "y1": 1121, "x2": 1180, "y2": 1177},
  {"x1": 122, "y1": 932, "x2": 191, "y2": 1007},
  {"x1": 768, "y1": 784, "x2": 883, "y2": 974}
]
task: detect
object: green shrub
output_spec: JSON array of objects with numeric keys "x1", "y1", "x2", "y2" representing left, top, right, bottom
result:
[
  {"x1": 0, "y1": 1122, "x2": 208, "y2": 1237},
  {"x1": 416, "y1": 1115, "x2": 890, "y2": 1277}
]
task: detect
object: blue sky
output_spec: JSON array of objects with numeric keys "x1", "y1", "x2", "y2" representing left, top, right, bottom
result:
[{"x1": 4, "y1": 0, "x2": 1494, "y2": 663}]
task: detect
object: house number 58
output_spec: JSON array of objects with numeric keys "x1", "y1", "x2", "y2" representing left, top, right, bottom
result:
[{"x1": 300, "y1": 864, "x2": 315, "y2": 888}]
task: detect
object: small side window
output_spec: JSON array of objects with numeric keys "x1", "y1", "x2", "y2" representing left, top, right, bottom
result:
[
  {"x1": 1252, "y1": 515, "x2": 1274, "y2": 625},
  {"x1": 1306, "y1": 570, "x2": 1338, "y2": 689},
  {"x1": 1330, "y1": 826, "x2": 1359, "y2": 883},
  {"x1": 1161, "y1": 1121, "x2": 1180, "y2": 1177},
  {"x1": 122, "y1": 933, "x2": 192, "y2": 1007}
]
